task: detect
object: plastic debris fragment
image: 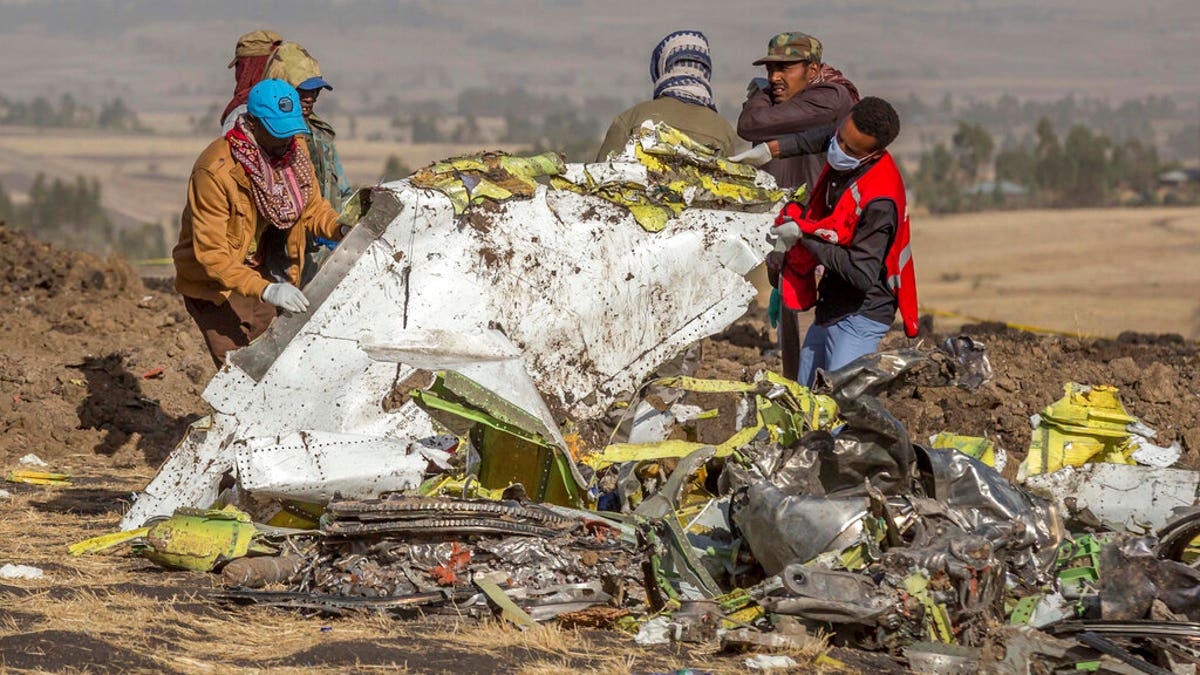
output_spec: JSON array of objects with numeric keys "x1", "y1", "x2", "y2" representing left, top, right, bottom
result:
[{"x1": 0, "y1": 564, "x2": 45, "y2": 580}]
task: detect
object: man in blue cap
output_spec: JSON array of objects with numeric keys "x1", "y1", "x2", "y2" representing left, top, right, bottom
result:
[
  {"x1": 173, "y1": 79, "x2": 349, "y2": 365},
  {"x1": 262, "y1": 42, "x2": 352, "y2": 215}
]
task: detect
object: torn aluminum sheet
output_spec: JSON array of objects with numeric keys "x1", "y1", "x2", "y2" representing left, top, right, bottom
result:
[
  {"x1": 1022, "y1": 463, "x2": 1200, "y2": 532},
  {"x1": 917, "y1": 446, "x2": 1063, "y2": 580},
  {"x1": 121, "y1": 149, "x2": 778, "y2": 528},
  {"x1": 733, "y1": 479, "x2": 869, "y2": 575},
  {"x1": 233, "y1": 431, "x2": 452, "y2": 502}
]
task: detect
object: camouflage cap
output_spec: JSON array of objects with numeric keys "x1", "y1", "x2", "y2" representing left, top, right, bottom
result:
[
  {"x1": 226, "y1": 29, "x2": 283, "y2": 68},
  {"x1": 262, "y1": 42, "x2": 331, "y2": 91},
  {"x1": 752, "y1": 32, "x2": 822, "y2": 66}
]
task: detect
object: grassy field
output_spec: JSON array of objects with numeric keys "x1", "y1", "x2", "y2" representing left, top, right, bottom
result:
[
  {"x1": 0, "y1": 123, "x2": 523, "y2": 234},
  {"x1": 912, "y1": 206, "x2": 1200, "y2": 339}
]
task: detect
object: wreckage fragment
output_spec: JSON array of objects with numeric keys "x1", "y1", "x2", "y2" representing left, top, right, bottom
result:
[
  {"x1": 1020, "y1": 382, "x2": 1182, "y2": 479},
  {"x1": 122, "y1": 133, "x2": 779, "y2": 528},
  {"x1": 553, "y1": 121, "x2": 787, "y2": 231},
  {"x1": 409, "y1": 151, "x2": 565, "y2": 214}
]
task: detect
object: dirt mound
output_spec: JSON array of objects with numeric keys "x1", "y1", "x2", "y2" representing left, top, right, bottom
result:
[
  {"x1": 0, "y1": 222, "x2": 213, "y2": 469},
  {"x1": 700, "y1": 307, "x2": 1200, "y2": 475},
  {"x1": 878, "y1": 323, "x2": 1200, "y2": 474}
]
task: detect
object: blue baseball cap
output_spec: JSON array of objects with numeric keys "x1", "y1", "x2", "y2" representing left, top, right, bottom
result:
[
  {"x1": 298, "y1": 76, "x2": 333, "y2": 92},
  {"x1": 247, "y1": 79, "x2": 309, "y2": 139}
]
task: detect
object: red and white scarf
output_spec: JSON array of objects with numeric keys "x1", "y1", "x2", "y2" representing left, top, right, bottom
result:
[{"x1": 225, "y1": 115, "x2": 315, "y2": 230}]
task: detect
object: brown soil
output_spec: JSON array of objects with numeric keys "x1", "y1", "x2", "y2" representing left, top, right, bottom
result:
[
  {"x1": 699, "y1": 306, "x2": 1200, "y2": 474},
  {"x1": 0, "y1": 222, "x2": 214, "y2": 469}
]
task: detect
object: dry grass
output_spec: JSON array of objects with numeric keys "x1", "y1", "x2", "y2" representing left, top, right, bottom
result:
[{"x1": 0, "y1": 466, "x2": 836, "y2": 674}]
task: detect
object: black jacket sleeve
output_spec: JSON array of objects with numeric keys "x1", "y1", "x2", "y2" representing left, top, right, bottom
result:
[
  {"x1": 776, "y1": 125, "x2": 837, "y2": 158},
  {"x1": 800, "y1": 199, "x2": 897, "y2": 292}
]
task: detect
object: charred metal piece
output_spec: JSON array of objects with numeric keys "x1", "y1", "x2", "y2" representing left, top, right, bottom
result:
[{"x1": 324, "y1": 517, "x2": 566, "y2": 538}]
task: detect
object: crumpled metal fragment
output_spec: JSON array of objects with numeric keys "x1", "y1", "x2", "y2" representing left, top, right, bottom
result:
[
  {"x1": 409, "y1": 151, "x2": 565, "y2": 214},
  {"x1": 553, "y1": 121, "x2": 786, "y2": 231},
  {"x1": 758, "y1": 563, "x2": 899, "y2": 626},
  {"x1": 732, "y1": 479, "x2": 867, "y2": 575},
  {"x1": 1100, "y1": 535, "x2": 1200, "y2": 621},
  {"x1": 917, "y1": 446, "x2": 1063, "y2": 580}
]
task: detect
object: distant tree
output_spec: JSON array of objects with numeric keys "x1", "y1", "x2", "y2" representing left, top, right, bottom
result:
[
  {"x1": 451, "y1": 115, "x2": 481, "y2": 143},
  {"x1": 116, "y1": 222, "x2": 168, "y2": 259},
  {"x1": 29, "y1": 96, "x2": 54, "y2": 126},
  {"x1": 1033, "y1": 118, "x2": 1067, "y2": 197},
  {"x1": 97, "y1": 98, "x2": 143, "y2": 132},
  {"x1": 1111, "y1": 138, "x2": 1160, "y2": 202},
  {"x1": 411, "y1": 116, "x2": 442, "y2": 143},
  {"x1": 951, "y1": 121, "x2": 994, "y2": 182},
  {"x1": 380, "y1": 155, "x2": 411, "y2": 182},
  {"x1": 503, "y1": 112, "x2": 537, "y2": 144},
  {"x1": 1060, "y1": 125, "x2": 1112, "y2": 207},
  {"x1": 994, "y1": 144, "x2": 1036, "y2": 187},
  {"x1": 914, "y1": 142, "x2": 963, "y2": 214},
  {"x1": 58, "y1": 93, "x2": 78, "y2": 126},
  {"x1": 1167, "y1": 123, "x2": 1199, "y2": 162}
]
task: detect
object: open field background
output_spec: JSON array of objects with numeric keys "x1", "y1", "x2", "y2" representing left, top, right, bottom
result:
[
  {"x1": 913, "y1": 206, "x2": 1200, "y2": 339},
  {"x1": 2, "y1": 0, "x2": 1197, "y2": 114}
]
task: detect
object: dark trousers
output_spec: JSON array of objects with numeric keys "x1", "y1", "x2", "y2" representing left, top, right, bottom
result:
[{"x1": 184, "y1": 293, "x2": 278, "y2": 366}]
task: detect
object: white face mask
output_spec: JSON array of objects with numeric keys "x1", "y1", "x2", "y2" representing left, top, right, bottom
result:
[{"x1": 826, "y1": 135, "x2": 865, "y2": 172}]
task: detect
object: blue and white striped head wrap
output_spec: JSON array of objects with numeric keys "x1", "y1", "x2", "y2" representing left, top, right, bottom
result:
[{"x1": 651, "y1": 30, "x2": 716, "y2": 112}]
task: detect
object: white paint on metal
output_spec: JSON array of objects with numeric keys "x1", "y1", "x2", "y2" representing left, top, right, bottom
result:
[
  {"x1": 1022, "y1": 463, "x2": 1200, "y2": 532},
  {"x1": 120, "y1": 162, "x2": 777, "y2": 530},
  {"x1": 234, "y1": 431, "x2": 449, "y2": 502}
]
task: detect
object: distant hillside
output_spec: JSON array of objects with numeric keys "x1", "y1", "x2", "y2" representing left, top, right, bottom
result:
[{"x1": 0, "y1": 0, "x2": 1196, "y2": 116}]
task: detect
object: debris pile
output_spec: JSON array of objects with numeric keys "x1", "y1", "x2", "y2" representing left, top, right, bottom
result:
[{"x1": 65, "y1": 132, "x2": 1200, "y2": 672}]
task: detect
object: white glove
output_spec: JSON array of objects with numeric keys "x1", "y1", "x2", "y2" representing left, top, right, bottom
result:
[
  {"x1": 769, "y1": 220, "x2": 802, "y2": 254},
  {"x1": 729, "y1": 144, "x2": 773, "y2": 168},
  {"x1": 262, "y1": 282, "x2": 309, "y2": 314}
]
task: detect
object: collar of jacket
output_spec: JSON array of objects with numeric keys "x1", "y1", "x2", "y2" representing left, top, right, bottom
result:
[{"x1": 307, "y1": 113, "x2": 336, "y2": 138}]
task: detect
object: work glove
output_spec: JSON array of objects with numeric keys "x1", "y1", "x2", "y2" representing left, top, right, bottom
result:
[
  {"x1": 261, "y1": 282, "x2": 309, "y2": 314},
  {"x1": 728, "y1": 143, "x2": 773, "y2": 168},
  {"x1": 747, "y1": 77, "x2": 770, "y2": 95},
  {"x1": 768, "y1": 219, "x2": 802, "y2": 254}
]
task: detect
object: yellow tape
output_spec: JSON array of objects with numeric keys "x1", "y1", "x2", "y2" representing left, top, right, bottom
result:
[
  {"x1": 920, "y1": 306, "x2": 1103, "y2": 340},
  {"x1": 131, "y1": 258, "x2": 174, "y2": 266}
]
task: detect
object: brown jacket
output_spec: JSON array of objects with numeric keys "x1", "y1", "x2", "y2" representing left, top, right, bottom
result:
[
  {"x1": 737, "y1": 74, "x2": 857, "y2": 191},
  {"x1": 173, "y1": 137, "x2": 343, "y2": 303}
]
